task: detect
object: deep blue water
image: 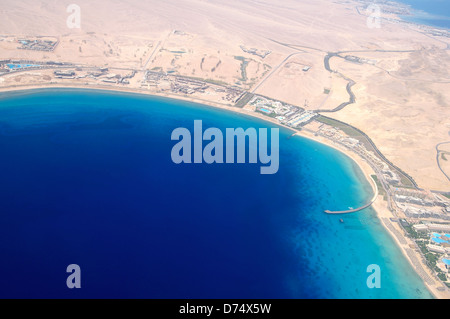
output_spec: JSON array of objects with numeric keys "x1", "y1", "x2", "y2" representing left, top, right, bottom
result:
[
  {"x1": 0, "y1": 89, "x2": 433, "y2": 298},
  {"x1": 397, "y1": 0, "x2": 450, "y2": 29}
]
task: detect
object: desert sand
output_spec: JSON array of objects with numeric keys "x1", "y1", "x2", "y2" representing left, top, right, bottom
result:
[
  {"x1": 0, "y1": 0, "x2": 450, "y2": 298},
  {"x1": 0, "y1": 0, "x2": 449, "y2": 190}
]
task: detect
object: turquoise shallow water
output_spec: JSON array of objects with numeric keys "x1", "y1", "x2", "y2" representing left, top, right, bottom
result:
[
  {"x1": 397, "y1": 0, "x2": 450, "y2": 29},
  {"x1": 0, "y1": 88, "x2": 433, "y2": 298}
]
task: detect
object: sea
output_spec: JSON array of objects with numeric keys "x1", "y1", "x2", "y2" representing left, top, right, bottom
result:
[
  {"x1": 397, "y1": 0, "x2": 450, "y2": 29},
  {"x1": 0, "y1": 89, "x2": 433, "y2": 298}
]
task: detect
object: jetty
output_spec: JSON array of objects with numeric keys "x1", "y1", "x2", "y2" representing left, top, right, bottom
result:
[
  {"x1": 287, "y1": 132, "x2": 298, "y2": 139},
  {"x1": 325, "y1": 175, "x2": 379, "y2": 214}
]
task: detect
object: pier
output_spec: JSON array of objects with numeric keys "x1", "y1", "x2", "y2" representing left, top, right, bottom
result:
[
  {"x1": 325, "y1": 175, "x2": 379, "y2": 214},
  {"x1": 287, "y1": 132, "x2": 298, "y2": 139}
]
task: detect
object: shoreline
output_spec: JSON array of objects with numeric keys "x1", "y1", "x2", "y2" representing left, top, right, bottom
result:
[
  {"x1": 393, "y1": 0, "x2": 450, "y2": 31},
  {"x1": 0, "y1": 83, "x2": 447, "y2": 299},
  {"x1": 400, "y1": 14, "x2": 450, "y2": 31}
]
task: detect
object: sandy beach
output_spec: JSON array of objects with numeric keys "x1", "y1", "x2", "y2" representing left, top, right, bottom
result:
[
  {"x1": 0, "y1": 0, "x2": 449, "y2": 298},
  {"x1": 1, "y1": 82, "x2": 448, "y2": 298},
  {"x1": 1, "y1": 0, "x2": 449, "y2": 191}
]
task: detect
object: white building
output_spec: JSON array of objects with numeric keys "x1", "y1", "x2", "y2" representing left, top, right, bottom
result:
[
  {"x1": 413, "y1": 224, "x2": 428, "y2": 232},
  {"x1": 427, "y1": 244, "x2": 446, "y2": 254}
]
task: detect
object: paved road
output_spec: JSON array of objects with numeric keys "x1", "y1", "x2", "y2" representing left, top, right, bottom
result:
[
  {"x1": 251, "y1": 51, "x2": 305, "y2": 94},
  {"x1": 142, "y1": 41, "x2": 161, "y2": 71}
]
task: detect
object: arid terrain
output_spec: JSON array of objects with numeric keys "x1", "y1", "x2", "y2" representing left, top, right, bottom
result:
[
  {"x1": 1, "y1": 0, "x2": 450, "y2": 298},
  {"x1": 0, "y1": 0, "x2": 449, "y2": 191}
]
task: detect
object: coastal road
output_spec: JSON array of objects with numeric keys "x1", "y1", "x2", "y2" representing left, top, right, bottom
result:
[
  {"x1": 319, "y1": 114, "x2": 420, "y2": 190},
  {"x1": 254, "y1": 40, "x2": 422, "y2": 191}
]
